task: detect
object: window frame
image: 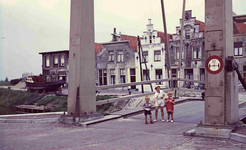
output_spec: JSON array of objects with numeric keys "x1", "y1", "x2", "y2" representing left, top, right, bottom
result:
[
  {"x1": 193, "y1": 46, "x2": 201, "y2": 59},
  {"x1": 155, "y1": 69, "x2": 163, "y2": 85},
  {"x1": 154, "y1": 50, "x2": 161, "y2": 62},
  {"x1": 142, "y1": 51, "x2": 148, "y2": 63},
  {"x1": 185, "y1": 30, "x2": 190, "y2": 39},
  {"x1": 61, "y1": 55, "x2": 65, "y2": 66},
  {"x1": 234, "y1": 42, "x2": 243, "y2": 56},
  {"x1": 117, "y1": 51, "x2": 124, "y2": 62},
  {"x1": 45, "y1": 55, "x2": 50, "y2": 68},
  {"x1": 108, "y1": 51, "x2": 114, "y2": 62}
]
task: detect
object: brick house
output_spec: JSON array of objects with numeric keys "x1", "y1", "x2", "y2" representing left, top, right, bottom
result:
[{"x1": 39, "y1": 50, "x2": 69, "y2": 85}]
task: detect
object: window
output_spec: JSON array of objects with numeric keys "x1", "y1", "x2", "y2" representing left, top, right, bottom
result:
[
  {"x1": 200, "y1": 68, "x2": 205, "y2": 81},
  {"x1": 149, "y1": 36, "x2": 152, "y2": 43},
  {"x1": 243, "y1": 65, "x2": 246, "y2": 72},
  {"x1": 117, "y1": 51, "x2": 124, "y2": 62},
  {"x1": 110, "y1": 69, "x2": 115, "y2": 84},
  {"x1": 154, "y1": 50, "x2": 161, "y2": 62},
  {"x1": 193, "y1": 46, "x2": 201, "y2": 59},
  {"x1": 108, "y1": 51, "x2": 114, "y2": 62},
  {"x1": 234, "y1": 42, "x2": 243, "y2": 56},
  {"x1": 54, "y1": 55, "x2": 58, "y2": 67},
  {"x1": 46, "y1": 72, "x2": 50, "y2": 82},
  {"x1": 61, "y1": 55, "x2": 65, "y2": 66},
  {"x1": 185, "y1": 69, "x2": 193, "y2": 85},
  {"x1": 142, "y1": 51, "x2": 148, "y2": 63},
  {"x1": 99, "y1": 69, "x2": 107, "y2": 85},
  {"x1": 176, "y1": 47, "x2": 184, "y2": 60},
  {"x1": 143, "y1": 69, "x2": 149, "y2": 81},
  {"x1": 185, "y1": 30, "x2": 190, "y2": 39},
  {"x1": 120, "y1": 69, "x2": 125, "y2": 83},
  {"x1": 45, "y1": 55, "x2": 50, "y2": 67},
  {"x1": 130, "y1": 68, "x2": 136, "y2": 89},
  {"x1": 156, "y1": 69, "x2": 162, "y2": 85}
]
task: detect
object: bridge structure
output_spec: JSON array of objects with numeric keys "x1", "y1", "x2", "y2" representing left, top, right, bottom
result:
[{"x1": 67, "y1": 0, "x2": 243, "y2": 138}]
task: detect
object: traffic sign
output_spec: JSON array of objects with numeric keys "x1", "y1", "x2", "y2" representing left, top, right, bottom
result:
[{"x1": 205, "y1": 55, "x2": 224, "y2": 74}]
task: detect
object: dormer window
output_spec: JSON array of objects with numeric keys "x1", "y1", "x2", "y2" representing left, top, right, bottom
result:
[{"x1": 149, "y1": 36, "x2": 152, "y2": 43}]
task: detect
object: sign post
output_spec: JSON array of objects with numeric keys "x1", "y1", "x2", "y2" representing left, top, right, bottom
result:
[{"x1": 186, "y1": 0, "x2": 239, "y2": 138}]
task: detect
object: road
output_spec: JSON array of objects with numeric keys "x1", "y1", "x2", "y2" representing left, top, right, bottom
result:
[{"x1": 1, "y1": 101, "x2": 246, "y2": 150}]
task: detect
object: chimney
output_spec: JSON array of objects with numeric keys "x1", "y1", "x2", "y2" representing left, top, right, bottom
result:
[
  {"x1": 148, "y1": 19, "x2": 151, "y2": 24},
  {"x1": 114, "y1": 28, "x2": 116, "y2": 34}
]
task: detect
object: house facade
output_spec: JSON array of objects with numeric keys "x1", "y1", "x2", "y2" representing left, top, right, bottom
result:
[
  {"x1": 39, "y1": 50, "x2": 69, "y2": 86},
  {"x1": 232, "y1": 20, "x2": 246, "y2": 83},
  {"x1": 96, "y1": 28, "x2": 138, "y2": 90},
  {"x1": 169, "y1": 10, "x2": 206, "y2": 88},
  {"x1": 169, "y1": 10, "x2": 246, "y2": 88},
  {"x1": 136, "y1": 19, "x2": 172, "y2": 91}
]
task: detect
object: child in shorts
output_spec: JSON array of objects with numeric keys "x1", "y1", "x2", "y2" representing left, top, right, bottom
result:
[
  {"x1": 164, "y1": 92, "x2": 175, "y2": 122},
  {"x1": 142, "y1": 96, "x2": 154, "y2": 124}
]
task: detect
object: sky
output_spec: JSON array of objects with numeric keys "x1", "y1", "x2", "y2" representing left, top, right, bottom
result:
[{"x1": 0, "y1": 0, "x2": 246, "y2": 81}]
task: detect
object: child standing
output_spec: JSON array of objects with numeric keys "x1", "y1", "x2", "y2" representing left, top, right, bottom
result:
[
  {"x1": 152, "y1": 86, "x2": 165, "y2": 122},
  {"x1": 165, "y1": 92, "x2": 175, "y2": 122},
  {"x1": 142, "y1": 96, "x2": 154, "y2": 124}
]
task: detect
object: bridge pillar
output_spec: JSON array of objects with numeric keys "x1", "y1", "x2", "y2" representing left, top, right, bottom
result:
[
  {"x1": 67, "y1": 0, "x2": 96, "y2": 115},
  {"x1": 204, "y1": 0, "x2": 239, "y2": 125}
]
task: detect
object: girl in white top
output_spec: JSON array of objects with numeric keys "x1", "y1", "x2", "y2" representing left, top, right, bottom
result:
[{"x1": 152, "y1": 86, "x2": 166, "y2": 122}]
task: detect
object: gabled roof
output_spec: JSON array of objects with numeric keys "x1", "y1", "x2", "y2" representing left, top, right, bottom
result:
[
  {"x1": 195, "y1": 19, "x2": 246, "y2": 35},
  {"x1": 121, "y1": 34, "x2": 138, "y2": 52},
  {"x1": 95, "y1": 43, "x2": 103, "y2": 56},
  {"x1": 157, "y1": 31, "x2": 173, "y2": 43},
  {"x1": 233, "y1": 21, "x2": 246, "y2": 34},
  {"x1": 195, "y1": 20, "x2": 205, "y2": 32}
]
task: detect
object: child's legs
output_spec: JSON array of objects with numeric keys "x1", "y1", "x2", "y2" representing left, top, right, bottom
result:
[
  {"x1": 167, "y1": 112, "x2": 171, "y2": 120},
  {"x1": 155, "y1": 106, "x2": 159, "y2": 119},
  {"x1": 171, "y1": 112, "x2": 173, "y2": 120},
  {"x1": 145, "y1": 115, "x2": 147, "y2": 121},
  {"x1": 160, "y1": 106, "x2": 164, "y2": 119},
  {"x1": 149, "y1": 114, "x2": 153, "y2": 121}
]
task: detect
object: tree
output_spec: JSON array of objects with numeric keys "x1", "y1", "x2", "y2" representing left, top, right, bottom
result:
[{"x1": 5, "y1": 77, "x2": 8, "y2": 82}]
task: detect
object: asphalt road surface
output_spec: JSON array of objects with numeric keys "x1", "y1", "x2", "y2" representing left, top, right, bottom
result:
[{"x1": 1, "y1": 101, "x2": 246, "y2": 150}]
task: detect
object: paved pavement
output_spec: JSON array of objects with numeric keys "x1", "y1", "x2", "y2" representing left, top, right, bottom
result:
[{"x1": 1, "y1": 100, "x2": 246, "y2": 150}]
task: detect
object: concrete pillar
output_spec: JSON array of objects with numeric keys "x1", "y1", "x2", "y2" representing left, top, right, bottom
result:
[
  {"x1": 205, "y1": 0, "x2": 239, "y2": 125},
  {"x1": 68, "y1": 0, "x2": 96, "y2": 115}
]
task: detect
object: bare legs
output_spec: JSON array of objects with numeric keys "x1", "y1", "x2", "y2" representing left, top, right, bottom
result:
[
  {"x1": 145, "y1": 115, "x2": 153, "y2": 123},
  {"x1": 155, "y1": 106, "x2": 164, "y2": 120},
  {"x1": 167, "y1": 112, "x2": 173, "y2": 121}
]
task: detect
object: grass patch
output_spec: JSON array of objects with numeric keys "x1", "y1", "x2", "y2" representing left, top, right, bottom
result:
[
  {"x1": 0, "y1": 81, "x2": 12, "y2": 86},
  {"x1": 0, "y1": 88, "x2": 42, "y2": 115},
  {"x1": 0, "y1": 88, "x2": 118, "y2": 115}
]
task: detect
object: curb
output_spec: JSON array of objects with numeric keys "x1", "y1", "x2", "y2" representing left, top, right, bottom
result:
[
  {"x1": 230, "y1": 133, "x2": 246, "y2": 143},
  {"x1": 0, "y1": 118, "x2": 58, "y2": 123},
  {"x1": 239, "y1": 101, "x2": 246, "y2": 108}
]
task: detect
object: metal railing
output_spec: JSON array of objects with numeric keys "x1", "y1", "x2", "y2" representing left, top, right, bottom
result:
[{"x1": 96, "y1": 78, "x2": 205, "y2": 105}]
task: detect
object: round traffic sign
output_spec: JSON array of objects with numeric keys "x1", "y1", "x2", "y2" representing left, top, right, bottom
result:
[{"x1": 205, "y1": 55, "x2": 224, "y2": 74}]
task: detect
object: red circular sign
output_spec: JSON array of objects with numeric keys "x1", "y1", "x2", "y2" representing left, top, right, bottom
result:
[{"x1": 205, "y1": 55, "x2": 224, "y2": 74}]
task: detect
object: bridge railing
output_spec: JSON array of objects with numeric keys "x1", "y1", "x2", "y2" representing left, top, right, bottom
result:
[{"x1": 96, "y1": 78, "x2": 205, "y2": 105}]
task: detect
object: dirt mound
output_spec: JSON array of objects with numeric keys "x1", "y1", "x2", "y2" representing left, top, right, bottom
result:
[{"x1": 13, "y1": 81, "x2": 26, "y2": 89}]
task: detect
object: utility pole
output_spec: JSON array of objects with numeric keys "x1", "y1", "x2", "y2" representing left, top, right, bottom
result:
[{"x1": 161, "y1": 0, "x2": 173, "y2": 90}]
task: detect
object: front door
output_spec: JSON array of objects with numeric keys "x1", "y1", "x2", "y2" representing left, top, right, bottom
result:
[{"x1": 130, "y1": 68, "x2": 136, "y2": 89}]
